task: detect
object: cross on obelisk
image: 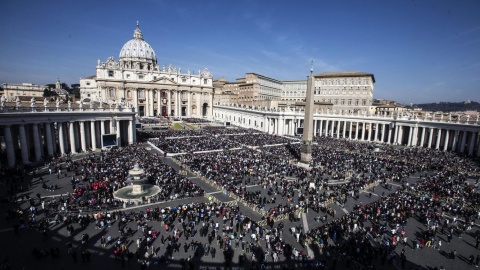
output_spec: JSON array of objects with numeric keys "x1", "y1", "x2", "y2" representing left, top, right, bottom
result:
[{"x1": 300, "y1": 60, "x2": 315, "y2": 164}]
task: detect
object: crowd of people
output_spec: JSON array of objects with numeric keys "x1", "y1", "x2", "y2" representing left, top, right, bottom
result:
[{"x1": 3, "y1": 124, "x2": 480, "y2": 269}]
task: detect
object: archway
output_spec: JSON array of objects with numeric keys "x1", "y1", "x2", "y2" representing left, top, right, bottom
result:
[{"x1": 202, "y1": 103, "x2": 208, "y2": 117}]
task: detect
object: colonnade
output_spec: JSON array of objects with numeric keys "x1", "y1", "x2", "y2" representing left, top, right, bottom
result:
[
  {"x1": 213, "y1": 105, "x2": 480, "y2": 157},
  {"x1": 1, "y1": 110, "x2": 136, "y2": 167}
]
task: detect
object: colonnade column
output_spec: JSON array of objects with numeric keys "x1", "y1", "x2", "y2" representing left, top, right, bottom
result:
[
  {"x1": 90, "y1": 121, "x2": 97, "y2": 150},
  {"x1": 101, "y1": 120, "x2": 106, "y2": 136},
  {"x1": 374, "y1": 123, "x2": 379, "y2": 142},
  {"x1": 32, "y1": 123, "x2": 42, "y2": 161},
  {"x1": 18, "y1": 124, "x2": 29, "y2": 164},
  {"x1": 70, "y1": 122, "x2": 77, "y2": 154},
  {"x1": 468, "y1": 132, "x2": 476, "y2": 156},
  {"x1": 116, "y1": 120, "x2": 121, "y2": 146},
  {"x1": 435, "y1": 129, "x2": 442, "y2": 150},
  {"x1": 407, "y1": 127, "x2": 413, "y2": 146},
  {"x1": 386, "y1": 124, "x2": 392, "y2": 144},
  {"x1": 398, "y1": 126, "x2": 404, "y2": 145},
  {"x1": 451, "y1": 130, "x2": 459, "y2": 152},
  {"x1": 45, "y1": 123, "x2": 54, "y2": 157},
  {"x1": 361, "y1": 122, "x2": 366, "y2": 141},
  {"x1": 128, "y1": 120, "x2": 134, "y2": 145},
  {"x1": 343, "y1": 121, "x2": 347, "y2": 139},
  {"x1": 4, "y1": 125, "x2": 15, "y2": 167},
  {"x1": 443, "y1": 130, "x2": 450, "y2": 151},
  {"x1": 355, "y1": 122, "x2": 359, "y2": 140},
  {"x1": 460, "y1": 131, "x2": 467, "y2": 153},
  {"x1": 419, "y1": 127, "x2": 426, "y2": 147},
  {"x1": 319, "y1": 120, "x2": 323, "y2": 136},
  {"x1": 349, "y1": 122, "x2": 353, "y2": 139},
  {"x1": 381, "y1": 124, "x2": 386, "y2": 143},
  {"x1": 336, "y1": 121, "x2": 340, "y2": 139},
  {"x1": 393, "y1": 125, "x2": 399, "y2": 144},
  {"x1": 58, "y1": 122, "x2": 65, "y2": 156},
  {"x1": 427, "y1": 128, "x2": 433, "y2": 148},
  {"x1": 313, "y1": 120, "x2": 317, "y2": 136},
  {"x1": 79, "y1": 121, "x2": 86, "y2": 152}
]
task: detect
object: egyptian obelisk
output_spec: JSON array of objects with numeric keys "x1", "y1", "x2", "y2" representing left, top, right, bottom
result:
[{"x1": 300, "y1": 61, "x2": 315, "y2": 164}]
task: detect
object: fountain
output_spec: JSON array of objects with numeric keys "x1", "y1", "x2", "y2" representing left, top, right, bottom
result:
[{"x1": 113, "y1": 163, "x2": 161, "y2": 203}]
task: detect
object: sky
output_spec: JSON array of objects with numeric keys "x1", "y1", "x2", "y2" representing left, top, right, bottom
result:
[{"x1": 0, "y1": 0, "x2": 479, "y2": 104}]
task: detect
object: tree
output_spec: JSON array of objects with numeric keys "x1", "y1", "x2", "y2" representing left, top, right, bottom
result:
[{"x1": 43, "y1": 88, "x2": 51, "y2": 97}]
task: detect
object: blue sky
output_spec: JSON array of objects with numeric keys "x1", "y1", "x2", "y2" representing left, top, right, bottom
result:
[{"x1": 1, "y1": 0, "x2": 479, "y2": 104}]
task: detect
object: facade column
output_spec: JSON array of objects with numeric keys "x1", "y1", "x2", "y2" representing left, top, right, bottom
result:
[
  {"x1": 167, "y1": 91, "x2": 172, "y2": 117},
  {"x1": 69, "y1": 122, "x2": 77, "y2": 154},
  {"x1": 443, "y1": 130, "x2": 450, "y2": 151},
  {"x1": 187, "y1": 91, "x2": 191, "y2": 117},
  {"x1": 18, "y1": 124, "x2": 29, "y2": 164},
  {"x1": 435, "y1": 129, "x2": 442, "y2": 150},
  {"x1": 79, "y1": 121, "x2": 86, "y2": 152},
  {"x1": 343, "y1": 121, "x2": 347, "y2": 139},
  {"x1": 4, "y1": 125, "x2": 15, "y2": 167},
  {"x1": 157, "y1": 90, "x2": 161, "y2": 116},
  {"x1": 460, "y1": 131, "x2": 467, "y2": 153},
  {"x1": 149, "y1": 89, "x2": 154, "y2": 117},
  {"x1": 451, "y1": 130, "x2": 459, "y2": 152},
  {"x1": 58, "y1": 122, "x2": 65, "y2": 156},
  {"x1": 468, "y1": 132, "x2": 476, "y2": 156},
  {"x1": 90, "y1": 121, "x2": 97, "y2": 150}
]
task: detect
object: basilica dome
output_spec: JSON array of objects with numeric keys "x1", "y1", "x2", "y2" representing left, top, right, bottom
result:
[{"x1": 119, "y1": 23, "x2": 157, "y2": 64}]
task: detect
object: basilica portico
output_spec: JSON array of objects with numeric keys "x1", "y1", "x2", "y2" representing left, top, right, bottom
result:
[{"x1": 0, "y1": 104, "x2": 136, "y2": 167}]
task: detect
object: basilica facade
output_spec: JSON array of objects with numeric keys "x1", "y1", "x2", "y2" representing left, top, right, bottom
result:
[{"x1": 80, "y1": 23, "x2": 214, "y2": 118}]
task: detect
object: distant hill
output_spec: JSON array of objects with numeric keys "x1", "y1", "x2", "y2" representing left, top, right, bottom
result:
[{"x1": 412, "y1": 101, "x2": 480, "y2": 112}]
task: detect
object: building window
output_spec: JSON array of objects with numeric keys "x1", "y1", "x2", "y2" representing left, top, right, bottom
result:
[
  {"x1": 126, "y1": 74, "x2": 130, "y2": 79},
  {"x1": 138, "y1": 90, "x2": 145, "y2": 99},
  {"x1": 86, "y1": 82, "x2": 91, "y2": 86},
  {"x1": 138, "y1": 75, "x2": 144, "y2": 80},
  {"x1": 108, "y1": 70, "x2": 114, "y2": 77},
  {"x1": 109, "y1": 88, "x2": 115, "y2": 97},
  {"x1": 182, "y1": 78, "x2": 186, "y2": 83},
  {"x1": 204, "y1": 79, "x2": 208, "y2": 84}
]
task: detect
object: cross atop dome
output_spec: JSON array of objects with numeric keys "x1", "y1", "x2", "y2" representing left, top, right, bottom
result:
[{"x1": 133, "y1": 22, "x2": 143, "y2": 40}]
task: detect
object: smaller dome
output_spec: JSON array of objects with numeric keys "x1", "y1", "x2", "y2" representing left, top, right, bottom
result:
[{"x1": 119, "y1": 23, "x2": 157, "y2": 64}]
